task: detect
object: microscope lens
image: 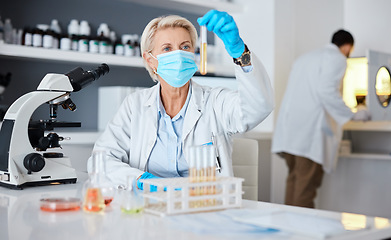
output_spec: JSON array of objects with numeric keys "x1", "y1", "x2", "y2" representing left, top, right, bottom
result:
[{"x1": 50, "y1": 104, "x2": 58, "y2": 119}]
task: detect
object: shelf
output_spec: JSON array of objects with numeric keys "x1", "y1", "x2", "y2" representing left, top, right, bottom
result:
[
  {"x1": 0, "y1": 43, "x2": 144, "y2": 68},
  {"x1": 343, "y1": 121, "x2": 391, "y2": 132},
  {"x1": 0, "y1": 43, "x2": 235, "y2": 76},
  {"x1": 339, "y1": 153, "x2": 391, "y2": 161},
  {"x1": 120, "y1": 0, "x2": 243, "y2": 15}
]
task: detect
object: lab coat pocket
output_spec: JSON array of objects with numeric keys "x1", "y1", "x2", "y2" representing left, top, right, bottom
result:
[
  {"x1": 321, "y1": 112, "x2": 338, "y2": 137},
  {"x1": 214, "y1": 132, "x2": 233, "y2": 176}
]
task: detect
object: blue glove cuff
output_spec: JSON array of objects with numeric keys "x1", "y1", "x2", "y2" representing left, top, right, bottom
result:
[
  {"x1": 137, "y1": 172, "x2": 160, "y2": 191},
  {"x1": 227, "y1": 38, "x2": 245, "y2": 59},
  {"x1": 136, "y1": 176, "x2": 144, "y2": 190}
]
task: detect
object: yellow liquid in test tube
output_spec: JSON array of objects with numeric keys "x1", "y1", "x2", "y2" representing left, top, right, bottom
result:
[{"x1": 200, "y1": 25, "x2": 207, "y2": 75}]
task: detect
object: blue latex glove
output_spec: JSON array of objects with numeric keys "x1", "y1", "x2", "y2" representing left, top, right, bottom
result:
[
  {"x1": 198, "y1": 10, "x2": 245, "y2": 59},
  {"x1": 137, "y1": 172, "x2": 160, "y2": 192}
]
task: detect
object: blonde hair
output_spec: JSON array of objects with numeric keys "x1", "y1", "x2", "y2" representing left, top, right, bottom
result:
[{"x1": 140, "y1": 15, "x2": 198, "y2": 82}]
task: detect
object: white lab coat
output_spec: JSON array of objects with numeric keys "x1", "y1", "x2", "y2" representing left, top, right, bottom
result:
[
  {"x1": 272, "y1": 44, "x2": 353, "y2": 173},
  {"x1": 90, "y1": 52, "x2": 274, "y2": 187}
]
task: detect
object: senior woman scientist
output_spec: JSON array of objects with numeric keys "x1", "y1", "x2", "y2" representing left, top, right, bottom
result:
[{"x1": 88, "y1": 10, "x2": 274, "y2": 189}]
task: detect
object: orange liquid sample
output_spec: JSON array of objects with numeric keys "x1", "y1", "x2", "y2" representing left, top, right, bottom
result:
[
  {"x1": 104, "y1": 197, "x2": 113, "y2": 205},
  {"x1": 40, "y1": 206, "x2": 81, "y2": 212},
  {"x1": 83, "y1": 188, "x2": 105, "y2": 213}
]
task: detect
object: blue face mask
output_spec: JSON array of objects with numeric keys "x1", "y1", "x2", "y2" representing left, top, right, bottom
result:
[{"x1": 150, "y1": 50, "x2": 198, "y2": 88}]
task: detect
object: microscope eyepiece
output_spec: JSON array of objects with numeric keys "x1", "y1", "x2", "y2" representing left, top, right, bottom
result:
[
  {"x1": 89, "y1": 63, "x2": 110, "y2": 81},
  {"x1": 66, "y1": 63, "x2": 110, "y2": 92}
]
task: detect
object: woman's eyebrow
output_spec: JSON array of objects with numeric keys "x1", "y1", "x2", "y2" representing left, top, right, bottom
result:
[{"x1": 160, "y1": 43, "x2": 172, "y2": 47}]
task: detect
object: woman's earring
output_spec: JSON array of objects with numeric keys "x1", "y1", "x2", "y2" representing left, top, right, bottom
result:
[{"x1": 153, "y1": 68, "x2": 157, "y2": 74}]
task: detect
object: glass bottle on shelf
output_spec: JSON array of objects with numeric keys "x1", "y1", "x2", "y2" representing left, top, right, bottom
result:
[
  {"x1": 97, "y1": 23, "x2": 110, "y2": 54},
  {"x1": 50, "y1": 19, "x2": 61, "y2": 49},
  {"x1": 82, "y1": 150, "x2": 115, "y2": 213},
  {"x1": 32, "y1": 26, "x2": 44, "y2": 48},
  {"x1": 22, "y1": 27, "x2": 33, "y2": 46},
  {"x1": 89, "y1": 34, "x2": 99, "y2": 54},
  {"x1": 78, "y1": 20, "x2": 90, "y2": 53},
  {"x1": 67, "y1": 19, "x2": 79, "y2": 51},
  {"x1": 4, "y1": 19, "x2": 13, "y2": 44}
]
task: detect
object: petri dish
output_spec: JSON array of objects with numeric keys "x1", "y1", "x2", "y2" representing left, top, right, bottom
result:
[{"x1": 40, "y1": 198, "x2": 81, "y2": 212}]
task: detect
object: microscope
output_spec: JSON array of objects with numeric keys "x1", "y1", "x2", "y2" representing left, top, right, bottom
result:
[{"x1": 0, "y1": 64, "x2": 109, "y2": 189}]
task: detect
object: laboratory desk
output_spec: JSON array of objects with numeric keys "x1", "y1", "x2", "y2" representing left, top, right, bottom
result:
[{"x1": 1, "y1": 172, "x2": 390, "y2": 240}]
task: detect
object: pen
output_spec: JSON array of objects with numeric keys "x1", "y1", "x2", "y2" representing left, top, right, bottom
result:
[{"x1": 211, "y1": 134, "x2": 222, "y2": 173}]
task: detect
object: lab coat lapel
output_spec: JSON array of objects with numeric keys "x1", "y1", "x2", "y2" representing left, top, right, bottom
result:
[
  {"x1": 140, "y1": 84, "x2": 159, "y2": 170},
  {"x1": 182, "y1": 81, "x2": 202, "y2": 142}
]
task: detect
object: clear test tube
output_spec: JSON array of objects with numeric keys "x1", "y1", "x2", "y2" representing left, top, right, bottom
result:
[
  {"x1": 187, "y1": 147, "x2": 196, "y2": 208},
  {"x1": 206, "y1": 144, "x2": 216, "y2": 182},
  {"x1": 188, "y1": 147, "x2": 197, "y2": 183},
  {"x1": 198, "y1": 147, "x2": 205, "y2": 195},
  {"x1": 206, "y1": 144, "x2": 216, "y2": 206},
  {"x1": 200, "y1": 25, "x2": 207, "y2": 75},
  {"x1": 202, "y1": 145, "x2": 210, "y2": 182},
  {"x1": 201, "y1": 146, "x2": 209, "y2": 196},
  {"x1": 188, "y1": 146, "x2": 197, "y2": 202},
  {"x1": 195, "y1": 146, "x2": 202, "y2": 186},
  {"x1": 195, "y1": 147, "x2": 203, "y2": 208}
]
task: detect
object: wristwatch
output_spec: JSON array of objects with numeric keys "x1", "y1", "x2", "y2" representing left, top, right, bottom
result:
[{"x1": 233, "y1": 44, "x2": 251, "y2": 67}]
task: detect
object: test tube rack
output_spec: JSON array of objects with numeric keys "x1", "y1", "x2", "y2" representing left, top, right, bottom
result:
[{"x1": 140, "y1": 177, "x2": 244, "y2": 217}]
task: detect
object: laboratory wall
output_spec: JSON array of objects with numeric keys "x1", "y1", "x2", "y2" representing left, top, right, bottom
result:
[
  {"x1": 344, "y1": 0, "x2": 391, "y2": 57},
  {"x1": 293, "y1": 0, "x2": 344, "y2": 58},
  {"x1": 272, "y1": 0, "x2": 295, "y2": 204},
  {"x1": 232, "y1": 0, "x2": 275, "y2": 133},
  {"x1": 271, "y1": 0, "x2": 344, "y2": 204}
]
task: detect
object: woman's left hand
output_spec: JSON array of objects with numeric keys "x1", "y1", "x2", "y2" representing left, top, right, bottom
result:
[{"x1": 197, "y1": 10, "x2": 245, "y2": 58}]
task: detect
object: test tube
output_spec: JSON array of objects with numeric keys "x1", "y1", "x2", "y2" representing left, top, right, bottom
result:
[
  {"x1": 201, "y1": 146, "x2": 209, "y2": 197},
  {"x1": 188, "y1": 147, "x2": 197, "y2": 184},
  {"x1": 209, "y1": 146, "x2": 217, "y2": 208},
  {"x1": 195, "y1": 147, "x2": 203, "y2": 208},
  {"x1": 200, "y1": 25, "x2": 207, "y2": 75},
  {"x1": 203, "y1": 145, "x2": 214, "y2": 207},
  {"x1": 188, "y1": 147, "x2": 197, "y2": 198}
]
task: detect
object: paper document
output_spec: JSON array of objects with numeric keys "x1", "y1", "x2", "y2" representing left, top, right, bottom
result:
[{"x1": 228, "y1": 209, "x2": 367, "y2": 239}]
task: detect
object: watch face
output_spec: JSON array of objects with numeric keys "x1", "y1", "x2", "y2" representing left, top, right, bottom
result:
[{"x1": 242, "y1": 53, "x2": 251, "y2": 65}]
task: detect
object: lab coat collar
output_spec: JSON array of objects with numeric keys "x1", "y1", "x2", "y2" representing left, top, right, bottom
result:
[
  {"x1": 144, "y1": 83, "x2": 159, "y2": 107},
  {"x1": 140, "y1": 83, "x2": 159, "y2": 170},
  {"x1": 327, "y1": 43, "x2": 347, "y2": 59},
  {"x1": 189, "y1": 80, "x2": 203, "y2": 110},
  {"x1": 327, "y1": 43, "x2": 342, "y2": 53}
]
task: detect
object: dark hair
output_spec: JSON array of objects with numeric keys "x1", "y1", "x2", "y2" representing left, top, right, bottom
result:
[{"x1": 331, "y1": 29, "x2": 354, "y2": 47}]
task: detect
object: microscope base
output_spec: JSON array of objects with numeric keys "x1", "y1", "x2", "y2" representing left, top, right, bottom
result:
[{"x1": 0, "y1": 177, "x2": 77, "y2": 190}]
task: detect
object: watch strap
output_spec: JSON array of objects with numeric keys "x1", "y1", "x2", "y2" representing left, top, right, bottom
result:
[{"x1": 233, "y1": 44, "x2": 251, "y2": 66}]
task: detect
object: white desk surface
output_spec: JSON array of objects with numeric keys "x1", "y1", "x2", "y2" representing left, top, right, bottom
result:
[{"x1": 0, "y1": 172, "x2": 390, "y2": 240}]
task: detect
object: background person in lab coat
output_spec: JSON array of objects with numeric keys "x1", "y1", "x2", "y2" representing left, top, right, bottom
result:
[
  {"x1": 272, "y1": 29, "x2": 362, "y2": 208},
  {"x1": 88, "y1": 10, "x2": 274, "y2": 189}
]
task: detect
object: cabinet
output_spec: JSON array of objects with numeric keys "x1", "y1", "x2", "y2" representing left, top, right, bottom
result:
[{"x1": 317, "y1": 121, "x2": 391, "y2": 218}]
